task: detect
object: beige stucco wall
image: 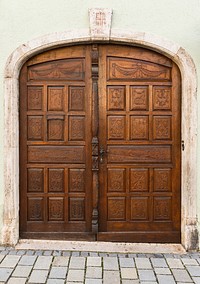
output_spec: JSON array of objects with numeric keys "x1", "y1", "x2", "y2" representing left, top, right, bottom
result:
[{"x1": 0, "y1": 0, "x2": 200, "y2": 244}]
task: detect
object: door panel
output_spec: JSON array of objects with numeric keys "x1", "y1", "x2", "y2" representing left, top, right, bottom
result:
[
  {"x1": 20, "y1": 44, "x2": 181, "y2": 243},
  {"x1": 98, "y1": 45, "x2": 181, "y2": 243},
  {"x1": 19, "y1": 46, "x2": 94, "y2": 240}
]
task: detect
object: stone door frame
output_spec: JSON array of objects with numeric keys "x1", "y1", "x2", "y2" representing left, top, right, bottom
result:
[{"x1": 2, "y1": 28, "x2": 198, "y2": 250}]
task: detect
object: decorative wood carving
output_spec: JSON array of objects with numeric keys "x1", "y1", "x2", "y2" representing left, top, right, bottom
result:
[
  {"x1": 91, "y1": 45, "x2": 99, "y2": 234},
  {"x1": 108, "y1": 58, "x2": 171, "y2": 81},
  {"x1": 28, "y1": 59, "x2": 84, "y2": 81}
]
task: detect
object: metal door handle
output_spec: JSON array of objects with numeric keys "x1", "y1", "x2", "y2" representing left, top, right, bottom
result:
[{"x1": 99, "y1": 146, "x2": 105, "y2": 163}]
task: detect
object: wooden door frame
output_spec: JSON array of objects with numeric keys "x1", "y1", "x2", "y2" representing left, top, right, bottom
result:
[{"x1": 2, "y1": 29, "x2": 198, "y2": 250}]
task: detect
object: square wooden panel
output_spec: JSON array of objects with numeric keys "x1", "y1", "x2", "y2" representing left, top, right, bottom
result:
[
  {"x1": 154, "y1": 197, "x2": 172, "y2": 220},
  {"x1": 48, "y1": 197, "x2": 64, "y2": 221},
  {"x1": 107, "y1": 86, "x2": 125, "y2": 110},
  {"x1": 107, "y1": 168, "x2": 125, "y2": 192},
  {"x1": 69, "y1": 116, "x2": 85, "y2": 141},
  {"x1": 69, "y1": 169, "x2": 85, "y2": 192},
  {"x1": 107, "y1": 198, "x2": 126, "y2": 221},
  {"x1": 130, "y1": 116, "x2": 149, "y2": 140},
  {"x1": 69, "y1": 86, "x2": 85, "y2": 111},
  {"x1": 131, "y1": 197, "x2": 149, "y2": 220},
  {"x1": 107, "y1": 116, "x2": 126, "y2": 140},
  {"x1": 47, "y1": 119, "x2": 64, "y2": 141},
  {"x1": 27, "y1": 116, "x2": 43, "y2": 141},
  {"x1": 130, "y1": 86, "x2": 148, "y2": 110},
  {"x1": 48, "y1": 169, "x2": 64, "y2": 192},
  {"x1": 47, "y1": 86, "x2": 64, "y2": 111},
  {"x1": 69, "y1": 198, "x2": 85, "y2": 221},
  {"x1": 27, "y1": 198, "x2": 44, "y2": 221},
  {"x1": 153, "y1": 116, "x2": 172, "y2": 140},
  {"x1": 28, "y1": 168, "x2": 44, "y2": 192},
  {"x1": 130, "y1": 169, "x2": 149, "y2": 192},
  {"x1": 154, "y1": 169, "x2": 172, "y2": 192},
  {"x1": 153, "y1": 86, "x2": 172, "y2": 110},
  {"x1": 28, "y1": 86, "x2": 43, "y2": 110}
]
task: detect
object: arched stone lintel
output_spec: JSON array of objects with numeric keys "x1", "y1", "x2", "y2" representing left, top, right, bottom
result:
[{"x1": 2, "y1": 29, "x2": 198, "y2": 250}]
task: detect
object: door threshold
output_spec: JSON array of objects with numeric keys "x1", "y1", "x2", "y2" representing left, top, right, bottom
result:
[{"x1": 15, "y1": 239, "x2": 186, "y2": 254}]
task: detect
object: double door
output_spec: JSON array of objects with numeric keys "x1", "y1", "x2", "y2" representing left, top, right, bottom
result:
[{"x1": 19, "y1": 44, "x2": 181, "y2": 242}]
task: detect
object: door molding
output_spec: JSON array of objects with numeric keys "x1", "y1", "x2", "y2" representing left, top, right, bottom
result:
[{"x1": 3, "y1": 29, "x2": 198, "y2": 250}]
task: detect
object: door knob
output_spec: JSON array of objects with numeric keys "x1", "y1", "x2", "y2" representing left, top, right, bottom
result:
[{"x1": 99, "y1": 146, "x2": 105, "y2": 163}]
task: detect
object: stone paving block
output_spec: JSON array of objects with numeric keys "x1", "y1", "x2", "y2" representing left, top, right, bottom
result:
[
  {"x1": 85, "y1": 279, "x2": 103, "y2": 284},
  {"x1": 154, "y1": 267, "x2": 171, "y2": 275},
  {"x1": 138, "y1": 269, "x2": 156, "y2": 281},
  {"x1": 187, "y1": 265, "x2": 200, "y2": 276},
  {"x1": 103, "y1": 257, "x2": 119, "y2": 270},
  {"x1": 166, "y1": 258, "x2": 184, "y2": 269},
  {"x1": 140, "y1": 282, "x2": 157, "y2": 284},
  {"x1": 193, "y1": 277, "x2": 200, "y2": 284},
  {"x1": 67, "y1": 269, "x2": 85, "y2": 282},
  {"x1": 52, "y1": 256, "x2": 69, "y2": 266},
  {"x1": 120, "y1": 267, "x2": 138, "y2": 279},
  {"x1": 0, "y1": 255, "x2": 20, "y2": 268},
  {"x1": 182, "y1": 258, "x2": 199, "y2": 265},
  {"x1": 35, "y1": 250, "x2": 43, "y2": 256},
  {"x1": 53, "y1": 250, "x2": 62, "y2": 256},
  {"x1": 151, "y1": 257, "x2": 168, "y2": 268},
  {"x1": 157, "y1": 274, "x2": 176, "y2": 284},
  {"x1": 86, "y1": 266, "x2": 102, "y2": 278},
  {"x1": 34, "y1": 255, "x2": 53, "y2": 270},
  {"x1": 47, "y1": 280, "x2": 65, "y2": 284},
  {"x1": 87, "y1": 256, "x2": 102, "y2": 266},
  {"x1": 43, "y1": 250, "x2": 53, "y2": 256},
  {"x1": 171, "y1": 268, "x2": 193, "y2": 282},
  {"x1": 16, "y1": 250, "x2": 26, "y2": 255},
  {"x1": 49, "y1": 266, "x2": 68, "y2": 279},
  {"x1": 28, "y1": 269, "x2": 48, "y2": 283},
  {"x1": 135, "y1": 257, "x2": 152, "y2": 269},
  {"x1": 103, "y1": 270, "x2": 120, "y2": 284},
  {"x1": 18, "y1": 255, "x2": 37, "y2": 266},
  {"x1": 122, "y1": 280, "x2": 139, "y2": 284},
  {"x1": 89, "y1": 252, "x2": 99, "y2": 257},
  {"x1": 69, "y1": 256, "x2": 86, "y2": 269},
  {"x1": 63, "y1": 251, "x2": 71, "y2": 257},
  {"x1": 26, "y1": 250, "x2": 35, "y2": 256},
  {"x1": 0, "y1": 268, "x2": 13, "y2": 282},
  {"x1": 7, "y1": 277, "x2": 26, "y2": 284},
  {"x1": 12, "y1": 265, "x2": 32, "y2": 277},
  {"x1": 81, "y1": 251, "x2": 90, "y2": 257},
  {"x1": 71, "y1": 251, "x2": 80, "y2": 256},
  {"x1": 119, "y1": 257, "x2": 135, "y2": 268}
]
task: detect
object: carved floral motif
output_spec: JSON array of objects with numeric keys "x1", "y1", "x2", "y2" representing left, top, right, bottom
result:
[
  {"x1": 49, "y1": 199, "x2": 64, "y2": 220},
  {"x1": 108, "y1": 87, "x2": 125, "y2": 110},
  {"x1": 108, "y1": 199, "x2": 125, "y2": 220},
  {"x1": 108, "y1": 116, "x2": 125, "y2": 139}
]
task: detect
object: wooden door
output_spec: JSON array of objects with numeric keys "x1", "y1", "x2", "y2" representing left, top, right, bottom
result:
[
  {"x1": 19, "y1": 45, "x2": 94, "y2": 240},
  {"x1": 20, "y1": 44, "x2": 181, "y2": 243},
  {"x1": 98, "y1": 45, "x2": 181, "y2": 243}
]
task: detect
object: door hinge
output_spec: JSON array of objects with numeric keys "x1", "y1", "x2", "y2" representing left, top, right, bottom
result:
[{"x1": 181, "y1": 140, "x2": 185, "y2": 151}]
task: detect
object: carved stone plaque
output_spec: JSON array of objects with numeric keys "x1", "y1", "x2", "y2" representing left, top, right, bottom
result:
[{"x1": 89, "y1": 8, "x2": 113, "y2": 39}]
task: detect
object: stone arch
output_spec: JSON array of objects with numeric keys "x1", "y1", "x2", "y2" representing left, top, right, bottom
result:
[{"x1": 2, "y1": 29, "x2": 198, "y2": 250}]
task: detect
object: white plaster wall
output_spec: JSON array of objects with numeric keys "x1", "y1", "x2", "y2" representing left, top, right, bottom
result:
[{"x1": 0, "y1": 0, "x2": 200, "y2": 240}]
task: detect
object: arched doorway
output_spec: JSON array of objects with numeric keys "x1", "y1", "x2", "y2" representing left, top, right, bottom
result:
[
  {"x1": 19, "y1": 44, "x2": 181, "y2": 243},
  {"x1": 2, "y1": 29, "x2": 197, "y2": 250}
]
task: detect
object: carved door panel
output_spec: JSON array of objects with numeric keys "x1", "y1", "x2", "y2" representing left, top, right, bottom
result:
[
  {"x1": 19, "y1": 46, "x2": 94, "y2": 239},
  {"x1": 98, "y1": 45, "x2": 181, "y2": 243}
]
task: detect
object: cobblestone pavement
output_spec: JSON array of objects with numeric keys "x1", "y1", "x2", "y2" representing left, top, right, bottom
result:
[{"x1": 0, "y1": 247, "x2": 200, "y2": 283}]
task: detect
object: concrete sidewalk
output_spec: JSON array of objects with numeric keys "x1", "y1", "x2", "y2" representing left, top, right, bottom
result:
[{"x1": 0, "y1": 243, "x2": 199, "y2": 283}]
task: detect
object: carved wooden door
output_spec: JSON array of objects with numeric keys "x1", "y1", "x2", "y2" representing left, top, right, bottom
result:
[
  {"x1": 20, "y1": 44, "x2": 181, "y2": 242},
  {"x1": 98, "y1": 45, "x2": 181, "y2": 243},
  {"x1": 19, "y1": 46, "x2": 94, "y2": 239}
]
